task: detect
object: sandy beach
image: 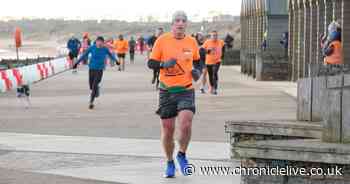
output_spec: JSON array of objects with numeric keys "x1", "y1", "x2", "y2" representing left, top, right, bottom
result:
[{"x1": 0, "y1": 38, "x2": 64, "y2": 60}]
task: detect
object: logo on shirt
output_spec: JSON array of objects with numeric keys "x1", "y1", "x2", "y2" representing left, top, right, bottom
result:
[
  {"x1": 164, "y1": 48, "x2": 192, "y2": 77},
  {"x1": 182, "y1": 48, "x2": 193, "y2": 62},
  {"x1": 165, "y1": 63, "x2": 185, "y2": 76}
]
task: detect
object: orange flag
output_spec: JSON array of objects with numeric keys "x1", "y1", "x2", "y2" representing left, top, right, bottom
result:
[{"x1": 15, "y1": 27, "x2": 22, "y2": 48}]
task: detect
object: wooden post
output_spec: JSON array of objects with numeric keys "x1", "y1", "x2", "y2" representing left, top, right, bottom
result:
[
  {"x1": 292, "y1": 0, "x2": 299, "y2": 81},
  {"x1": 333, "y1": 0, "x2": 342, "y2": 21},
  {"x1": 343, "y1": 0, "x2": 350, "y2": 65},
  {"x1": 297, "y1": 0, "x2": 305, "y2": 79},
  {"x1": 316, "y1": 0, "x2": 325, "y2": 66},
  {"x1": 324, "y1": 0, "x2": 333, "y2": 34},
  {"x1": 252, "y1": 0, "x2": 257, "y2": 78},
  {"x1": 304, "y1": 0, "x2": 311, "y2": 77},
  {"x1": 289, "y1": 0, "x2": 295, "y2": 81},
  {"x1": 310, "y1": 0, "x2": 318, "y2": 67}
]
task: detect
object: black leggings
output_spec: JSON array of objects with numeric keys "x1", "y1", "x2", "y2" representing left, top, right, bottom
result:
[
  {"x1": 89, "y1": 69, "x2": 103, "y2": 103},
  {"x1": 207, "y1": 63, "x2": 221, "y2": 90},
  {"x1": 129, "y1": 51, "x2": 135, "y2": 62}
]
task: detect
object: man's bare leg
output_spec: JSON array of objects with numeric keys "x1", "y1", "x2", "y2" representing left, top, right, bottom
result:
[
  {"x1": 177, "y1": 110, "x2": 193, "y2": 153},
  {"x1": 161, "y1": 118, "x2": 176, "y2": 161}
]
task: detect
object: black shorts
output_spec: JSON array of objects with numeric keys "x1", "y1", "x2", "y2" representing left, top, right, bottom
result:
[
  {"x1": 68, "y1": 51, "x2": 79, "y2": 60},
  {"x1": 17, "y1": 85, "x2": 30, "y2": 97},
  {"x1": 156, "y1": 89, "x2": 196, "y2": 119},
  {"x1": 117, "y1": 53, "x2": 126, "y2": 58}
]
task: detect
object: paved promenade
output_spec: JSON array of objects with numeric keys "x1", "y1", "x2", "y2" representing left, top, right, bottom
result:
[{"x1": 0, "y1": 54, "x2": 297, "y2": 183}]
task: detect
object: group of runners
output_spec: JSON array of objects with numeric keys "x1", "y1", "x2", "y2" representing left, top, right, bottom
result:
[
  {"x1": 68, "y1": 33, "x2": 138, "y2": 72},
  {"x1": 194, "y1": 31, "x2": 225, "y2": 95},
  {"x1": 68, "y1": 10, "x2": 226, "y2": 178}
]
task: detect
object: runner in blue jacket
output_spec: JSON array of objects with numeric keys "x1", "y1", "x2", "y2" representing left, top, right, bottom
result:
[{"x1": 73, "y1": 36, "x2": 120, "y2": 109}]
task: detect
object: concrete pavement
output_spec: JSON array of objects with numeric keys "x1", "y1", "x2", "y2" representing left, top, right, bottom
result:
[
  {"x1": 0, "y1": 55, "x2": 296, "y2": 141},
  {"x1": 0, "y1": 132, "x2": 237, "y2": 184},
  {"x1": 0, "y1": 54, "x2": 297, "y2": 183},
  {"x1": 0, "y1": 168, "x2": 122, "y2": 184}
]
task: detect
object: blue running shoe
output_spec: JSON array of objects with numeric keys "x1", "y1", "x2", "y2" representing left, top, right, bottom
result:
[
  {"x1": 176, "y1": 152, "x2": 190, "y2": 176},
  {"x1": 164, "y1": 160, "x2": 176, "y2": 178}
]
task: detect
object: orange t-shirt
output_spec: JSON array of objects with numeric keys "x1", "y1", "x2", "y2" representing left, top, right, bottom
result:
[
  {"x1": 150, "y1": 32, "x2": 200, "y2": 93},
  {"x1": 113, "y1": 40, "x2": 129, "y2": 54},
  {"x1": 202, "y1": 39, "x2": 225, "y2": 65},
  {"x1": 324, "y1": 41, "x2": 343, "y2": 65}
]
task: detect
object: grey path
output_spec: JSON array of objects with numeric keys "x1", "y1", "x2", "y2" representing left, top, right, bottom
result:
[
  {"x1": 0, "y1": 54, "x2": 297, "y2": 183},
  {"x1": 0, "y1": 55, "x2": 296, "y2": 142},
  {"x1": 0, "y1": 168, "x2": 124, "y2": 184}
]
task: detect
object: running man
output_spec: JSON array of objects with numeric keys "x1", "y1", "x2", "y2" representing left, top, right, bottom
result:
[
  {"x1": 73, "y1": 36, "x2": 119, "y2": 109},
  {"x1": 202, "y1": 30, "x2": 225, "y2": 95},
  {"x1": 80, "y1": 32, "x2": 91, "y2": 65},
  {"x1": 150, "y1": 27, "x2": 164, "y2": 89},
  {"x1": 113, "y1": 34, "x2": 129, "y2": 71},
  {"x1": 105, "y1": 38, "x2": 115, "y2": 66},
  {"x1": 147, "y1": 33, "x2": 157, "y2": 59},
  {"x1": 195, "y1": 32, "x2": 208, "y2": 93},
  {"x1": 67, "y1": 36, "x2": 81, "y2": 63},
  {"x1": 128, "y1": 36, "x2": 136, "y2": 64},
  {"x1": 147, "y1": 11, "x2": 202, "y2": 178},
  {"x1": 138, "y1": 36, "x2": 145, "y2": 55},
  {"x1": 17, "y1": 84, "x2": 31, "y2": 109}
]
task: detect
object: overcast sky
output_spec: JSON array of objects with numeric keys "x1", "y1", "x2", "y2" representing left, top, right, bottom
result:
[{"x1": 0, "y1": 0, "x2": 241, "y2": 21}]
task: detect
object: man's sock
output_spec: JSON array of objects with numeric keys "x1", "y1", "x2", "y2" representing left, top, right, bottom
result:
[{"x1": 178, "y1": 151, "x2": 186, "y2": 157}]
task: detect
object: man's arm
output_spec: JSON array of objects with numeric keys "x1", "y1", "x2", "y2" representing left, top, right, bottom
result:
[
  {"x1": 324, "y1": 45, "x2": 335, "y2": 56},
  {"x1": 192, "y1": 42, "x2": 202, "y2": 81},
  {"x1": 148, "y1": 59, "x2": 161, "y2": 70},
  {"x1": 148, "y1": 38, "x2": 164, "y2": 69},
  {"x1": 107, "y1": 48, "x2": 119, "y2": 65},
  {"x1": 74, "y1": 47, "x2": 91, "y2": 68},
  {"x1": 148, "y1": 59, "x2": 177, "y2": 69},
  {"x1": 192, "y1": 59, "x2": 202, "y2": 82},
  {"x1": 202, "y1": 42, "x2": 213, "y2": 54},
  {"x1": 221, "y1": 44, "x2": 226, "y2": 60},
  {"x1": 206, "y1": 49, "x2": 212, "y2": 54}
]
